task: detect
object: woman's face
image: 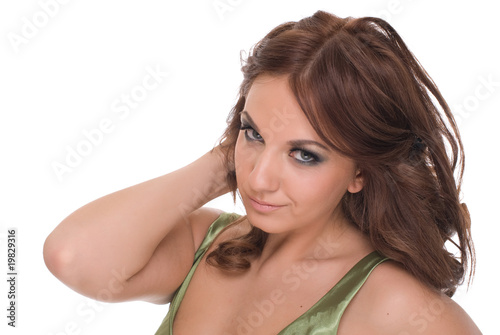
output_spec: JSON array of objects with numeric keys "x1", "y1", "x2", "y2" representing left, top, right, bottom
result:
[{"x1": 234, "y1": 75, "x2": 364, "y2": 234}]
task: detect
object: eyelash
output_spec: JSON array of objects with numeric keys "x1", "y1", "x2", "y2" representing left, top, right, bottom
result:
[
  {"x1": 239, "y1": 123, "x2": 322, "y2": 166},
  {"x1": 290, "y1": 148, "x2": 321, "y2": 165},
  {"x1": 240, "y1": 124, "x2": 262, "y2": 142}
]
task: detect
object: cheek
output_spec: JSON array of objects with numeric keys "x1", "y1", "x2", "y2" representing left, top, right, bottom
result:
[
  {"x1": 234, "y1": 135, "x2": 253, "y2": 181},
  {"x1": 234, "y1": 136, "x2": 244, "y2": 170},
  {"x1": 290, "y1": 172, "x2": 351, "y2": 209}
]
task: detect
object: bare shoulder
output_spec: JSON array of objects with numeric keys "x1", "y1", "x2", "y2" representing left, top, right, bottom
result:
[
  {"x1": 340, "y1": 260, "x2": 482, "y2": 335},
  {"x1": 188, "y1": 207, "x2": 224, "y2": 251}
]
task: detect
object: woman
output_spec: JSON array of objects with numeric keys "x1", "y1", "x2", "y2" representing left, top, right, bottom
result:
[{"x1": 43, "y1": 11, "x2": 481, "y2": 334}]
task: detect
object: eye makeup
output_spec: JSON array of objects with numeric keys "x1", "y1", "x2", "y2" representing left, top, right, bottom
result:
[
  {"x1": 240, "y1": 111, "x2": 260, "y2": 133},
  {"x1": 239, "y1": 110, "x2": 328, "y2": 166},
  {"x1": 289, "y1": 148, "x2": 323, "y2": 165},
  {"x1": 240, "y1": 124, "x2": 262, "y2": 142}
]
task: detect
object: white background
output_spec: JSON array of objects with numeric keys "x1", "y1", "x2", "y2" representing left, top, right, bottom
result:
[{"x1": 0, "y1": 0, "x2": 498, "y2": 334}]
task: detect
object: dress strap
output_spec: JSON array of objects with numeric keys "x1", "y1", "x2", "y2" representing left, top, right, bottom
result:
[
  {"x1": 155, "y1": 212, "x2": 240, "y2": 335},
  {"x1": 278, "y1": 251, "x2": 388, "y2": 335},
  {"x1": 193, "y1": 212, "x2": 240, "y2": 262}
]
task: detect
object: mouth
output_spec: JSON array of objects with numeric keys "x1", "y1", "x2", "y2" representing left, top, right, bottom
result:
[{"x1": 248, "y1": 196, "x2": 284, "y2": 213}]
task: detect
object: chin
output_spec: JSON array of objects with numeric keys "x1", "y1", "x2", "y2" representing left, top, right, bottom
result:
[{"x1": 244, "y1": 210, "x2": 295, "y2": 235}]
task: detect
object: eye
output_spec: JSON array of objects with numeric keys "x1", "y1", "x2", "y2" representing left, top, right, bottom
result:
[
  {"x1": 290, "y1": 149, "x2": 320, "y2": 165},
  {"x1": 240, "y1": 125, "x2": 263, "y2": 142}
]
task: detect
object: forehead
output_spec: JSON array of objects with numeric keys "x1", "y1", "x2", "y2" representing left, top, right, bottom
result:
[
  {"x1": 246, "y1": 75, "x2": 296, "y2": 110},
  {"x1": 244, "y1": 75, "x2": 322, "y2": 142}
]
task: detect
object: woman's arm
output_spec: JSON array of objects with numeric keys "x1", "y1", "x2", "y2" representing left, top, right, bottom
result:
[{"x1": 43, "y1": 147, "x2": 229, "y2": 304}]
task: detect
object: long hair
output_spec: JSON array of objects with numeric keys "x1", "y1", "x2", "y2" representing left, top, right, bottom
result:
[{"x1": 206, "y1": 10, "x2": 474, "y2": 297}]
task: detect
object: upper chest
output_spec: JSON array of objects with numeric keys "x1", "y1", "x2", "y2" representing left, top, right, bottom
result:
[{"x1": 172, "y1": 255, "x2": 359, "y2": 335}]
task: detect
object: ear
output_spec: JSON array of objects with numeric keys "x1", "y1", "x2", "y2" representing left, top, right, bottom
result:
[{"x1": 347, "y1": 169, "x2": 364, "y2": 194}]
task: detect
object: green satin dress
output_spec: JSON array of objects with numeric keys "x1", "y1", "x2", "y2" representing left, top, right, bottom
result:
[{"x1": 155, "y1": 213, "x2": 388, "y2": 335}]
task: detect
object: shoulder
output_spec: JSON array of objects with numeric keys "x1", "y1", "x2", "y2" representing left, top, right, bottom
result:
[
  {"x1": 187, "y1": 207, "x2": 225, "y2": 251},
  {"x1": 339, "y1": 260, "x2": 482, "y2": 335},
  {"x1": 188, "y1": 208, "x2": 245, "y2": 252}
]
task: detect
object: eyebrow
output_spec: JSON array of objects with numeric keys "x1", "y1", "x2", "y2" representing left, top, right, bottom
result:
[
  {"x1": 241, "y1": 111, "x2": 261, "y2": 133},
  {"x1": 240, "y1": 111, "x2": 330, "y2": 152}
]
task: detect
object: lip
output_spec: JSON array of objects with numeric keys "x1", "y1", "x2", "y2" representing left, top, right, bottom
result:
[{"x1": 248, "y1": 196, "x2": 284, "y2": 213}]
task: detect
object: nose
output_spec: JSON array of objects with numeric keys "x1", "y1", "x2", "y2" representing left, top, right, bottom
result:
[{"x1": 247, "y1": 149, "x2": 281, "y2": 194}]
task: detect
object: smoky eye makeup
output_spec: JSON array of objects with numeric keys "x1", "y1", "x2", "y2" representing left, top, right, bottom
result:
[
  {"x1": 289, "y1": 147, "x2": 323, "y2": 165},
  {"x1": 239, "y1": 119, "x2": 262, "y2": 143},
  {"x1": 239, "y1": 110, "x2": 327, "y2": 165},
  {"x1": 287, "y1": 139, "x2": 328, "y2": 166},
  {"x1": 239, "y1": 112, "x2": 259, "y2": 130},
  {"x1": 243, "y1": 126, "x2": 263, "y2": 142},
  {"x1": 239, "y1": 111, "x2": 264, "y2": 141}
]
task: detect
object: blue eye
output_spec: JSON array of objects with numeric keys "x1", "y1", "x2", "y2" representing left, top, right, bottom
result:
[
  {"x1": 240, "y1": 125, "x2": 263, "y2": 142},
  {"x1": 290, "y1": 149, "x2": 321, "y2": 165}
]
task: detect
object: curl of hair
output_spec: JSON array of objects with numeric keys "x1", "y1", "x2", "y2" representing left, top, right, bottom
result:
[
  {"x1": 207, "y1": 10, "x2": 474, "y2": 296},
  {"x1": 205, "y1": 216, "x2": 268, "y2": 271}
]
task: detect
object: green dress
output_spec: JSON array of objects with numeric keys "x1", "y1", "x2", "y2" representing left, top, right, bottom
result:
[{"x1": 155, "y1": 213, "x2": 388, "y2": 335}]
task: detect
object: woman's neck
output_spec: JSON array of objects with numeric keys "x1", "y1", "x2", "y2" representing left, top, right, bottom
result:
[{"x1": 253, "y1": 213, "x2": 373, "y2": 269}]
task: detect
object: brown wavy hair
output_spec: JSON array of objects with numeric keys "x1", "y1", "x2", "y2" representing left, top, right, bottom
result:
[{"x1": 206, "y1": 10, "x2": 474, "y2": 297}]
